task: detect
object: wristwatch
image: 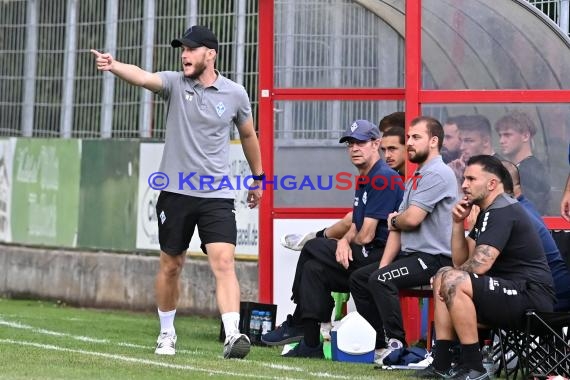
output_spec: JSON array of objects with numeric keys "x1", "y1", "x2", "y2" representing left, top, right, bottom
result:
[
  {"x1": 391, "y1": 215, "x2": 398, "y2": 229},
  {"x1": 252, "y1": 171, "x2": 265, "y2": 181}
]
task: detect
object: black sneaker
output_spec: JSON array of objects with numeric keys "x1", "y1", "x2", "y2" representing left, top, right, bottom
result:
[
  {"x1": 414, "y1": 365, "x2": 455, "y2": 379},
  {"x1": 223, "y1": 333, "x2": 251, "y2": 359},
  {"x1": 261, "y1": 314, "x2": 303, "y2": 346},
  {"x1": 281, "y1": 339, "x2": 324, "y2": 359},
  {"x1": 449, "y1": 367, "x2": 489, "y2": 380}
]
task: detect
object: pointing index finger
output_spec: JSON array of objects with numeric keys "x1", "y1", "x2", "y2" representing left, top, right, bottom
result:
[{"x1": 90, "y1": 49, "x2": 102, "y2": 57}]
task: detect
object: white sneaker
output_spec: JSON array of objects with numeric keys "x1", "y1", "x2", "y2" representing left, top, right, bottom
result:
[
  {"x1": 408, "y1": 351, "x2": 433, "y2": 369},
  {"x1": 280, "y1": 232, "x2": 317, "y2": 251},
  {"x1": 375, "y1": 338, "x2": 404, "y2": 365},
  {"x1": 223, "y1": 333, "x2": 251, "y2": 359},
  {"x1": 155, "y1": 332, "x2": 177, "y2": 355},
  {"x1": 374, "y1": 347, "x2": 390, "y2": 365}
]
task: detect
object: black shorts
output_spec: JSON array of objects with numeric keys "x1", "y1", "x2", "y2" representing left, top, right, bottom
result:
[
  {"x1": 155, "y1": 191, "x2": 237, "y2": 255},
  {"x1": 470, "y1": 273, "x2": 554, "y2": 330}
]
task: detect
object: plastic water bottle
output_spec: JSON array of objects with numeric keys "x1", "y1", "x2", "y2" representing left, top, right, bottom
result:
[
  {"x1": 261, "y1": 311, "x2": 272, "y2": 335},
  {"x1": 254, "y1": 311, "x2": 264, "y2": 342},
  {"x1": 249, "y1": 310, "x2": 260, "y2": 343},
  {"x1": 481, "y1": 339, "x2": 495, "y2": 379}
]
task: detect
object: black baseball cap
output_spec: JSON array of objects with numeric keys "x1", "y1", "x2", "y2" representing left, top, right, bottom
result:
[{"x1": 171, "y1": 25, "x2": 218, "y2": 52}]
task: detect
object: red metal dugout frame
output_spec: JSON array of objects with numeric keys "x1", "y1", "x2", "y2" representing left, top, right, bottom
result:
[{"x1": 257, "y1": 0, "x2": 570, "y2": 303}]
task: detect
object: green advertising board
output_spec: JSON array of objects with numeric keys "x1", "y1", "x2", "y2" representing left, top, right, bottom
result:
[
  {"x1": 77, "y1": 140, "x2": 139, "y2": 251},
  {"x1": 11, "y1": 139, "x2": 81, "y2": 246}
]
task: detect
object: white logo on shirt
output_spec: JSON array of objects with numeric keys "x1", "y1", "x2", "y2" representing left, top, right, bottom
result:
[
  {"x1": 488, "y1": 277, "x2": 499, "y2": 290},
  {"x1": 481, "y1": 212, "x2": 489, "y2": 232},
  {"x1": 354, "y1": 197, "x2": 358, "y2": 206},
  {"x1": 216, "y1": 102, "x2": 226, "y2": 117},
  {"x1": 184, "y1": 90, "x2": 193, "y2": 101},
  {"x1": 503, "y1": 288, "x2": 518, "y2": 296},
  {"x1": 362, "y1": 191, "x2": 367, "y2": 205},
  {"x1": 160, "y1": 210, "x2": 166, "y2": 224}
]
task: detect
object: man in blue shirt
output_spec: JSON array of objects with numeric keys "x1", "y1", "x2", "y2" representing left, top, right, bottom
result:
[
  {"x1": 262, "y1": 120, "x2": 403, "y2": 358},
  {"x1": 502, "y1": 160, "x2": 570, "y2": 311},
  {"x1": 280, "y1": 113, "x2": 406, "y2": 252}
]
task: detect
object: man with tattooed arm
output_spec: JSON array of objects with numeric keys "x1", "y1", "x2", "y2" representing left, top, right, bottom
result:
[{"x1": 421, "y1": 155, "x2": 555, "y2": 380}]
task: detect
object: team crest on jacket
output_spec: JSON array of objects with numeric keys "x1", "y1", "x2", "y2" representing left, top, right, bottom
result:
[{"x1": 216, "y1": 102, "x2": 226, "y2": 117}]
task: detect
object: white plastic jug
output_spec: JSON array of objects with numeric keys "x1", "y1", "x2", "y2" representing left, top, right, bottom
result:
[{"x1": 332, "y1": 311, "x2": 376, "y2": 354}]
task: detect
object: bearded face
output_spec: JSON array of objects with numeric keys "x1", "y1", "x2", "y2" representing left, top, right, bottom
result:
[{"x1": 408, "y1": 145, "x2": 429, "y2": 164}]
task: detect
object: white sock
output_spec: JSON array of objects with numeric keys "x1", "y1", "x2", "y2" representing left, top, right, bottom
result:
[
  {"x1": 221, "y1": 312, "x2": 240, "y2": 337},
  {"x1": 158, "y1": 308, "x2": 176, "y2": 335}
]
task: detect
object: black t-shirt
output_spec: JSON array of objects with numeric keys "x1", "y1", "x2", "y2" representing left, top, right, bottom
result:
[
  {"x1": 468, "y1": 194, "x2": 554, "y2": 293},
  {"x1": 517, "y1": 156, "x2": 550, "y2": 215}
]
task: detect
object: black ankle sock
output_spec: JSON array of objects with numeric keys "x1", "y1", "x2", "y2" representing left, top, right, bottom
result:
[
  {"x1": 432, "y1": 340, "x2": 454, "y2": 371},
  {"x1": 460, "y1": 342, "x2": 485, "y2": 372},
  {"x1": 303, "y1": 319, "x2": 321, "y2": 347},
  {"x1": 315, "y1": 228, "x2": 327, "y2": 238}
]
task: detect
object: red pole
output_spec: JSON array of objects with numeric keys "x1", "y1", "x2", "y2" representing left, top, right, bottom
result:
[
  {"x1": 257, "y1": 0, "x2": 274, "y2": 303},
  {"x1": 405, "y1": 0, "x2": 422, "y2": 178}
]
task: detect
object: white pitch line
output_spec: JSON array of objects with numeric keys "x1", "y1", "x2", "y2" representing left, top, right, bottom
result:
[
  {"x1": 0, "y1": 319, "x2": 197, "y2": 354},
  {"x1": 256, "y1": 362, "x2": 369, "y2": 379},
  {"x1": 258, "y1": 362, "x2": 304, "y2": 371},
  {"x1": 0, "y1": 319, "x2": 106, "y2": 343},
  {"x1": 0, "y1": 339, "x2": 353, "y2": 380},
  {"x1": 0, "y1": 318, "x2": 354, "y2": 379},
  {"x1": 0, "y1": 339, "x2": 284, "y2": 379}
]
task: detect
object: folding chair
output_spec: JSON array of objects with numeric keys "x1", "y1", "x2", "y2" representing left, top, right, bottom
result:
[
  {"x1": 494, "y1": 327, "x2": 526, "y2": 380},
  {"x1": 495, "y1": 310, "x2": 570, "y2": 379},
  {"x1": 522, "y1": 310, "x2": 570, "y2": 379}
]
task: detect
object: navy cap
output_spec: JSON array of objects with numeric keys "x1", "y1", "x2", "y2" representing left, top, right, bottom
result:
[
  {"x1": 171, "y1": 25, "x2": 219, "y2": 52},
  {"x1": 339, "y1": 119, "x2": 381, "y2": 143}
]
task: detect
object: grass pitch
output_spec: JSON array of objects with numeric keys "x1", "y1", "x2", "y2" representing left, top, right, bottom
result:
[{"x1": 0, "y1": 298, "x2": 415, "y2": 379}]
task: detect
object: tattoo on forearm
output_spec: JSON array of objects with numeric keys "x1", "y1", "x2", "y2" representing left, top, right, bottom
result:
[
  {"x1": 460, "y1": 258, "x2": 482, "y2": 272},
  {"x1": 459, "y1": 245, "x2": 496, "y2": 272}
]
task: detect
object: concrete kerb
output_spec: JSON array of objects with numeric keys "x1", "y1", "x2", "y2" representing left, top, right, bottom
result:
[{"x1": 0, "y1": 245, "x2": 259, "y2": 315}]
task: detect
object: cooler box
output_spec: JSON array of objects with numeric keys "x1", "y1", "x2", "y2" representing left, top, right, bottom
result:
[{"x1": 331, "y1": 311, "x2": 376, "y2": 363}]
